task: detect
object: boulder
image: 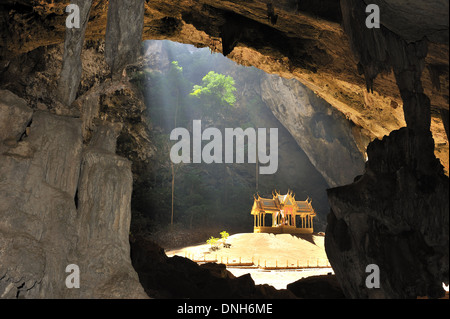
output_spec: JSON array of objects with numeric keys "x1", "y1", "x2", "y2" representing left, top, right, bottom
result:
[
  {"x1": 287, "y1": 274, "x2": 346, "y2": 299},
  {"x1": 0, "y1": 90, "x2": 33, "y2": 145}
]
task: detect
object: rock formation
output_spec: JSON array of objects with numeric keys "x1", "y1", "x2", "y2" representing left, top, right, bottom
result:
[
  {"x1": 105, "y1": 0, "x2": 145, "y2": 78},
  {"x1": 287, "y1": 274, "x2": 345, "y2": 299},
  {"x1": 261, "y1": 74, "x2": 367, "y2": 187},
  {"x1": 325, "y1": 0, "x2": 449, "y2": 299},
  {"x1": 57, "y1": 0, "x2": 93, "y2": 106},
  {"x1": 0, "y1": 90, "x2": 147, "y2": 298}
]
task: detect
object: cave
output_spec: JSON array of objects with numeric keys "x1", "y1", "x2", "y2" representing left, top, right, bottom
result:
[{"x1": 0, "y1": 0, "x2": 448, "y2": 300}]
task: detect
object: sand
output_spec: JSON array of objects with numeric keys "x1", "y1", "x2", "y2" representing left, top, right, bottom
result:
[
  {"x1": 166, "y1": 233, "x2": 449, "y2": 293},
  {"x1": 167, "y1": 232, "x2": 330, "y2": 267},
  {"x1": 166, "y1": 232, "x2": 333, "y2": 288}
]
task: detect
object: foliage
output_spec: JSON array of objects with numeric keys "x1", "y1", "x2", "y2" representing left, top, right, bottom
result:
[
  {"x1": 190, "y1": 71, "x2": 237, "y2": 107},
  {"x1": 170, "y1": 60, "x2": 183, "y2": 73},
  {"x1": 206, "y1": 231, "x2": 230, "y2": 251},
  {"x1": 220, "y1": 231, "x2": 229, "y2": 241},
  {"x1": 206, "y1": 236, "x2": 221, "y2": 251}
]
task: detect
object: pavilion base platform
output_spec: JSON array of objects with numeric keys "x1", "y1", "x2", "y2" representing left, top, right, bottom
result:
[{"x1": 254, "y1": 226, "x2": 314, "y2": 235}]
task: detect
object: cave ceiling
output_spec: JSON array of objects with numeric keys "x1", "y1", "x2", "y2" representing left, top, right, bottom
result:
[{"x1": 0, "y1": 0, "x2": 448, "y2": 170}]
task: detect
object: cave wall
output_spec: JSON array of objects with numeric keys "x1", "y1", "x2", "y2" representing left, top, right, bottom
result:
[
  {"x1": 0, "y1": 90, "x2": 147, "y2": 298},
  {"x1": 0, "y1": 0, "x2": 151, "y2": 297},
  {"x1": 325, "y1": 0, "x2": 449, "y2": 299},
  {"x1": 260, "y1": 73, "x2": 367, "y2": 187}
]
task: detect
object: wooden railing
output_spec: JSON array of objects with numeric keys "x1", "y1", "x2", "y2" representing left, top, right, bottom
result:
[{"x1": 177, "y1": 252, "x2": 331, "y2": 270}]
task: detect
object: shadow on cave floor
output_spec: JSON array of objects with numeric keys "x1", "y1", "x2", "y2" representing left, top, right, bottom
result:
[{"x1": 291, "y1": 233, "x2": 318, "y2": 245}]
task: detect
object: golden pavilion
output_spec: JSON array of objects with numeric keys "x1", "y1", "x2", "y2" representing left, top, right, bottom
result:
[{"x1": 250, "y1": 190, "x2": 316, "y2": 234}]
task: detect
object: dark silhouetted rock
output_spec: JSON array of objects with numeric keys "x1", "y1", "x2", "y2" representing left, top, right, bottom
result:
[
  {"x1": 287, "y1": 274, "x2": 346, "y2": 299},
  {"x1": 130, "y1": 235, "x2": 297, "y2": 299},
  {"x1": 325, "y1": 0, "x2": 449, "y2": 299},
  {"x1": 326, "y1": 127, "x2": 449, "y2": 299}
]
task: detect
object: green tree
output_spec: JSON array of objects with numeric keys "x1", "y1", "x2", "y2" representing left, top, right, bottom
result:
[{"x1": 190, "y1": 71, "x2": 237, "y2": 107}]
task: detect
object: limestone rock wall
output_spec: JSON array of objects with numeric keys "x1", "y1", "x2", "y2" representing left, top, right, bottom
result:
[
  {"x1": 260, "y1": 74, "x2": 367, "y2": 187},
  {"x1": 105, "y1": 0, "x2": 145, "y2": 78},
  {"x1": 326, "y1": 127, "x2": 449, "y2": 298},
  {"x1": 57, "y1": 0, "x2": 93, "y2": 106},
  {"x1": 325, "y1": 0, "x2": 449, "y2": 299},
  {"x1": 0, "y1": 90, "x2": 147, "y2": 299}
]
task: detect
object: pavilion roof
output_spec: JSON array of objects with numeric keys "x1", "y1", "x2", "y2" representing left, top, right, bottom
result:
[
  {"x1": 296, "y1": 200, "x2": 316, "y2": 215},
  {"x1": 252, "y1": 191, "x2": 316, "y2": 216},
  {"x1": 256, "y1": 197, "x2": 280, "y2": 211}
]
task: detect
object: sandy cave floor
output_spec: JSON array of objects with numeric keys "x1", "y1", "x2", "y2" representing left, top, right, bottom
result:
[{"x1": 166, "y1": 232, "x2": 334, "y2": 289}]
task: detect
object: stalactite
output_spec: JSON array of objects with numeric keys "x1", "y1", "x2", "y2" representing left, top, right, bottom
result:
[
  {"x1": 427, "y1": 64, "x2": 444, "y2": 92},
  {"x1": 105, "y1": 0, "x2": 145, "y2": 79},
  {"x1": 57, "y1": 0, "x2": 93, "y2": 106}
]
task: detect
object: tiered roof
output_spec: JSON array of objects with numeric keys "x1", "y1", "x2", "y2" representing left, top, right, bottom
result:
[{"x1": 251, "y1": 190, "x2": 316, "y2": 216}]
